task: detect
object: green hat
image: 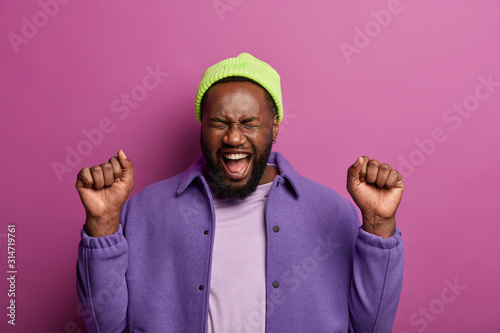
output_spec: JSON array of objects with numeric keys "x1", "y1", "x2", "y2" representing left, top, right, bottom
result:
[{"x1": 195, "y1": 52, "x2": 283, "y2": 123}]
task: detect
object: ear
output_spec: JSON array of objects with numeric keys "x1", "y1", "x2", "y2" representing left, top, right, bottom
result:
[{"x1": 272, "y1": 115, "x2": 279, "y2": 142}]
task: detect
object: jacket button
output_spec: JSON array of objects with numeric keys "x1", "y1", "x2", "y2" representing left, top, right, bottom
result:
[
  {"x1": 273, "y1": 226, "x2": 279, "y2": 233},
  {"x1": 272, "y1": 281, "x2": 279, "y2": 288},
  {"x1": 199, "y1": 285, "x2": 204, "y2": 290},
  {"x1": 204, "y1": 230, "x2": 209, "y2": 235}
]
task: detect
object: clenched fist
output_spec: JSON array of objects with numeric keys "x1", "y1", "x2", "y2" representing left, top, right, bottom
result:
[
  {"x1": 76, "y1": 149, "x2": 134, "y2": 237},
  {"x1": 347, "y1": 156, "x2": 404, "y2": 239}
]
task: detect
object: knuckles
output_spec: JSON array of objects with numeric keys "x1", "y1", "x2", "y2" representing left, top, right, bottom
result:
[
  {"x1": 90, "y1": 165, "x2": 102, "y2": 174},
  {"x1": 76, "y1": 155, "x2": 133, "y2": 192},
  {"x1": 379, "y1": 163, "x2": 392, "y2": 172},
  {"x1": 100, "y1": 162, "x2": 113, "y2": 171},
  {"x1": 77, "y1": 167, "x2": 89, "y2": 178}
]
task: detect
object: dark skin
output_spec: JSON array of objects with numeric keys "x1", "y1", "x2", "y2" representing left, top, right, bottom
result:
[
  {"x1": 76, "y1": 82, "x2": 404, "y2": 238},
  {"x1": 347, "y1": 156, "x2": 404, "y2": 238},
  {"x1": 200, "y1": 81, "x2": 279, "y2": 189}
]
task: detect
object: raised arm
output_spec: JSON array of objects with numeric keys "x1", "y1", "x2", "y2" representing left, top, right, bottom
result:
[
  {"x1": 75, "y1": 149, "x2": 134, "y2": 333},
  {"x1": 346, "y1": 156, "x2": 405, "y2": 332}
]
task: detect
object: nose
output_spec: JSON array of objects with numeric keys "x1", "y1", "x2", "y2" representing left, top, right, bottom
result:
[{"x1": 223, "y1": 124, "x2": 247, "y2": 147}]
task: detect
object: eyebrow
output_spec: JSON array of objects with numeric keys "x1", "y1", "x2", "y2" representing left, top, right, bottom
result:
[{"x1": 210, "y1": 116, "x2": 259, "y2": 124}]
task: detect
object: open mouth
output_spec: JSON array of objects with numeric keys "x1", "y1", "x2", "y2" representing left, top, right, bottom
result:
[{"x1": 221, "y1": 152, "x2": 252, "y2": 180}]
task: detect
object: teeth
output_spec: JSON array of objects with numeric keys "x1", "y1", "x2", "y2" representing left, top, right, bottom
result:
[
  {"x1": 237, "y1": 159, "x2": 250, "y2": 174},
  {"x1": 223, "y1": 153, "x2": 249, "y2": 160}
]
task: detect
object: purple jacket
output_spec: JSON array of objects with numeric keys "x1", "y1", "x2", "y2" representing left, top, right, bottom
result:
[{"x1": 77, "y1": 151, "x2": 404, "y2": 333}]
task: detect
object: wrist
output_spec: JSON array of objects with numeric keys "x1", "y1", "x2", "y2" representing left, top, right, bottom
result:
[
  {"x1": 362, "y1": 215, "x2": 396, "y2": 239},
  {"x1": 85, "y1": 211, "x2": 120, "y2": 237}
]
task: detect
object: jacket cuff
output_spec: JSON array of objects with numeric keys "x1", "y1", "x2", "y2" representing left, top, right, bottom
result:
[
  {"x1": 80, "y1": 224, "x2": 125, "y2": 249},
  {"x1": 357, "y1": 225, "x2": 402, "y2": 249}
]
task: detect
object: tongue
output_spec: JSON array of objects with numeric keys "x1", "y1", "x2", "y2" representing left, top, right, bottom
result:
[{"x1": 226, "y1": 158, "x2": 247, "y2": 173}]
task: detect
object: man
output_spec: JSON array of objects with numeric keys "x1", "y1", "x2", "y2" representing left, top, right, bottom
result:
[{"x1": 76, "y1": 52, "x2": 404, "y2": 333}]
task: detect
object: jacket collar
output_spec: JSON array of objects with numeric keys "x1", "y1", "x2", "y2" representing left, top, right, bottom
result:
[{"x1": 176, "y1": 151, "x2": 301, "y2": 197}]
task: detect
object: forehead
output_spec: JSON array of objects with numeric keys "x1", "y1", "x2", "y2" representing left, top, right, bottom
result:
[{"x1": 203, "y1": 81, "x2": 268, "y2": 120}]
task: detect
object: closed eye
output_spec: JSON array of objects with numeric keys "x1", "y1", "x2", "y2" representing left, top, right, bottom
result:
[
  {"x1": 242, "y1": 123, "x2": 259, "y2": 129},
  {"x1": 209, "y1": 117, "x2": 229, "y2": 128},
  {"x1": 240, "y1": 117, "x2": 260, "y2": 128},
  {"x1": 240, "y1": 117, "x2": 258, "y2": 124},
  {"x1": 208, "y1": 117, "x2": 260, "y2": 129}
]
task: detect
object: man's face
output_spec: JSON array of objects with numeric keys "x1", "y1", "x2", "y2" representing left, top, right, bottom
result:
[{"x1": 200, "y1": 81, "x2": 279, "y2": 199}]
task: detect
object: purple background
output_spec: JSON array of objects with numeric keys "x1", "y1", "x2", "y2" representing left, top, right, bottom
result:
[{"x1": 1, "y1": 0, "x2": 499, "y2": 332}]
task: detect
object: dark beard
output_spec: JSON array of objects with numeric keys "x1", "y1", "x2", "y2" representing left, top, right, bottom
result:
[{"x1": 201, "y1": 135, "x2": 273, "y2": 200}]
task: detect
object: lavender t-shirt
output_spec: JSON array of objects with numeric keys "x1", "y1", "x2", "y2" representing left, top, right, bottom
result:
[{"x1": 207, "y1": 180, "x2": 273, "y2": 333}]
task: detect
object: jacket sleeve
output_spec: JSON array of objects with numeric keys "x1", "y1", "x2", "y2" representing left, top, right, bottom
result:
[
  {"x1": 348, "y1": 204, "x2": 404, "y2": 333},
  {"x1": 76, "y1": 201, "x2": 130, "y2": 333}
]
